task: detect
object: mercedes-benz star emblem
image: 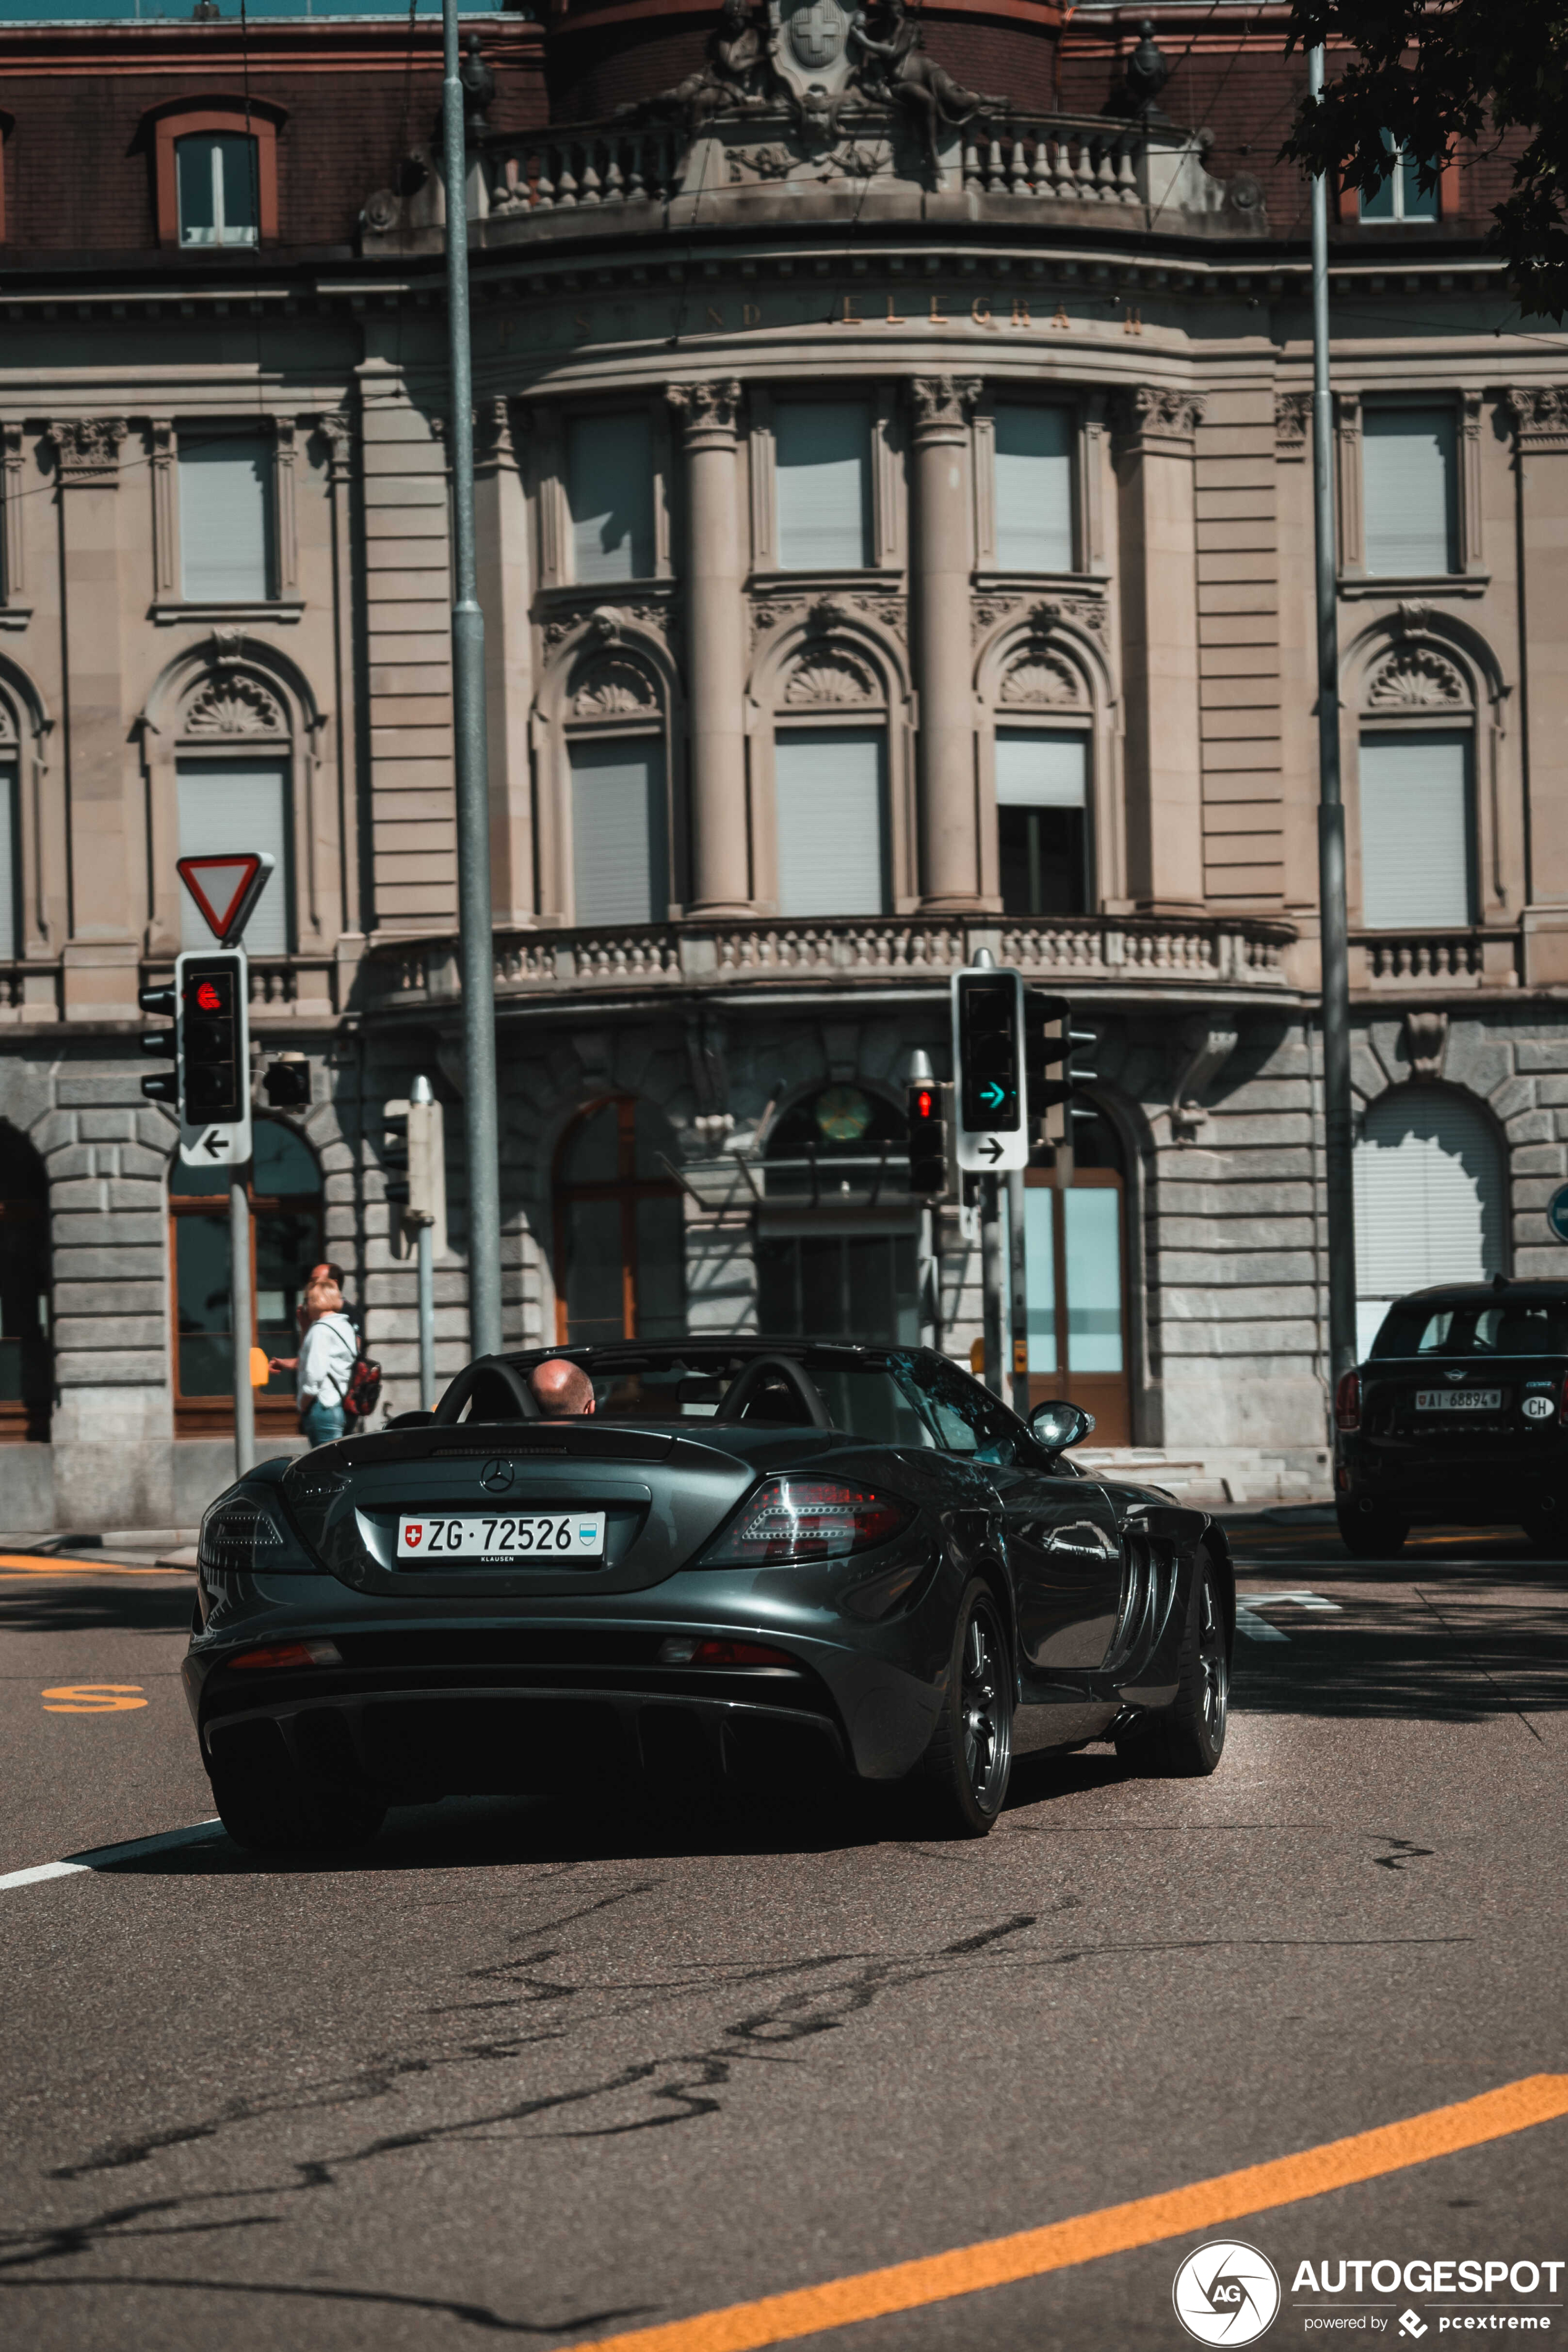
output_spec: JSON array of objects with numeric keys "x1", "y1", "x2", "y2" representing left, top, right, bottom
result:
[{"x1": 479, "y1": 1459, "x2": 514, "y2": 1493}]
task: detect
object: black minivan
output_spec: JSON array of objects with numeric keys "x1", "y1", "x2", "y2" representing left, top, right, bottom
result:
[{"x1": 1334, "y1": 1279, "x2": 1568, "y2": 1558}]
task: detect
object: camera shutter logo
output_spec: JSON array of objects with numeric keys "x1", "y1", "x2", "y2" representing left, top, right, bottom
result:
[{"x1": 1172, "y1": 2241, "x2": 1282, "y2": 2345}]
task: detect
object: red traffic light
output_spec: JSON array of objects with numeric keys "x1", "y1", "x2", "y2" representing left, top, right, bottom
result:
[
  {"x1": 194, "y1": 980, "x2": 223, "y2": 1013},
  {"x1": 915, "y1": 1088, "x2": 935, "y2": 1120}
]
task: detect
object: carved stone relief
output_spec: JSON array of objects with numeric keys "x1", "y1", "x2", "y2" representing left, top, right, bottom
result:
[
  {"x1": 1274, "y1": 390, "x2": 1311, "y2": 458},
  {"x1": 542, "y1": 601, "x2": 671, "y2": 650},
  {"x1": 572, "y1": 657, "x2": 661, "y2": 717},
  {"x1": 1365, "y1": 645, "x2": 1468, "y2": 711},
  {"x1": 783, "y1": 650, "x2": 877, "y2": 705},
  {"x1": 973, "y1": 591, "x2": 1107, "y2": 646},
  {"x1": 999, "y1": 650, "x2": 1083, "y2": 707},
  {"x1": 183, "y1": 674, "x2": 288, "y2": 737}
]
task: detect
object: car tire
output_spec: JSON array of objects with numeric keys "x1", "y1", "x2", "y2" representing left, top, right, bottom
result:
[
  {"x1": 212, "y1": 1766, "x2": 386, "y2": 1854},
  {"x1": 1115, "y1": 1550, "x2": 1229, "y2": 1779},
  {"x1": 911, "y1": 1579, "x2": 1013, "y2": 1838},
  {"x1": 1336, "y1": 1504, "x2": 1408, "y2": 1560}
]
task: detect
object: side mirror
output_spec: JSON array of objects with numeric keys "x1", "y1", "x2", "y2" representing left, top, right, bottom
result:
[{"x1": 1030, "y1": 1398, "x2": 1095, "y2": 1452}]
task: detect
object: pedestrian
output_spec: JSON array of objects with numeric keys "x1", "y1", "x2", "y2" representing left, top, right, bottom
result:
[{"x1": 291, "y1": 1275, "x2": 359, "y2": 1449}]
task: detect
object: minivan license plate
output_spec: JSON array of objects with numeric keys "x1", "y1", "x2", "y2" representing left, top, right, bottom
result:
[
  {"x1": 1414, "y1": 1390, "x2": 1502, "y2": 1411},
  {"x1": 396, "y1": 1513, "x2": 606, "y2": 1563}
]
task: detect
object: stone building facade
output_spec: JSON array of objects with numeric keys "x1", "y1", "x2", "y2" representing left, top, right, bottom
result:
[{"x1": 0, "y1": 0, "x2": 1564, "y2": 1529}]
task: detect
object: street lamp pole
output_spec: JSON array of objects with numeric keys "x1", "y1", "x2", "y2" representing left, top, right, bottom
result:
[
  {"x1": 1309, "y1": 42, "x2": 1359, "y2": 1391},
  {"x1": 443, "y1": 0, "x2": 504, "y2": 1361}
]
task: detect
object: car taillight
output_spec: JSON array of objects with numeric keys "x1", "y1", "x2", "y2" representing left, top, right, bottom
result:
[
  {"x1": 657, "y1": 1637, "x2": 798, "y2": 1669},
  {"x1": 697, "y1": 1477, "x2": 914, "y2": 1566},
  {"x1": 1335, "y1": 1370, "x2": 1361, "y2": 1432},
  {"x1": 227, "y1": 1639, "x2": 342, "y2": 1671}
]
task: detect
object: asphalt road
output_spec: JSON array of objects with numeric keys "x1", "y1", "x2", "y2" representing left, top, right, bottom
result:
[{"x1": 1, "y1": 1520, "x2": 1564, "y2": 2352}]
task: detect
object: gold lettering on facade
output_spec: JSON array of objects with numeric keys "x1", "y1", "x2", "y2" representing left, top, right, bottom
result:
[
  {"x1": 1051, "y1": 305, "x2": 1071, "y2": 330},
  {"x1": 706, "y1": 305, "x2": 725, "y2": 329},
  {"x1": 885, "y1": 292, "x2": 904, "y2": 325},
  {"x1": 573, "y1": 312, "x2": 592, "y2": 340},
  {"x1": 836, "y1": 293, "x2": 863, "y2": 324},
  {"x1": 1122, "y1": 306, "x2": 1143, "y2": 335},
  {"x1": 970, "y1": 296, "x2": 993, "y2": 326},
  {"x1": 928, "y1": 294, "x2": 948, "y2": 325},
  {"x1": 741, "y1": 302, "x2": 761, "y2": 327},
  {"x1": 1011, "y1": 297, "x2": 1032, "y2": 328}
]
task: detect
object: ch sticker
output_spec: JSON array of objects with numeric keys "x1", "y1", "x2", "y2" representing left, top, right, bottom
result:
[{"x1": 42, "y1": 1685, "x2": 148, "y2": 1714}]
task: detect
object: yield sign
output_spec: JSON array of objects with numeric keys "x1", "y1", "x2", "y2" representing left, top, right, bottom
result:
[{"x1": 176, "y1": 852, "x2": 275, "y2": 943}]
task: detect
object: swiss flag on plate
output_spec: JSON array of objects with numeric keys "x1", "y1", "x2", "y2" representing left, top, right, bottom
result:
[
  {"x1": 176, "y1": 853, "x2": 273, "y2": 943},
  {"x1": 404, "y1": 1524, "x2": 423, "y2": 1548}
]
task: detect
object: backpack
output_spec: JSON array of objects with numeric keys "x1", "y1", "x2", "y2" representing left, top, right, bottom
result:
[{"x1": 343, "y1": 1354, "x2": 382, "y2": 1423}]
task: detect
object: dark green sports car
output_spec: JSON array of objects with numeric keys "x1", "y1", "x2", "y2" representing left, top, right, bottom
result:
[{"x1": 183, "y1": 1341, "x2": 1235, "y2": 1846}]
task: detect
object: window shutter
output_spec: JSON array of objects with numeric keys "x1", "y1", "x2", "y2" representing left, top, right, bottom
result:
[
  {"x1": 180, "y1": 438, "x2": 272, "y2": 601},
  {"x1": 567, "y1": 412, "x2": 654, "y2": 585},
  {"x1": 0, "y1": 764, "x2": 16, "y2": 961},
  {"x1": 570, "y1": 738, "x2": 665, "y2": 925},
  {"x1": 995, "y1": 730, "x2": 1086, "y2": 808},
  {"x1": 994, "y1": 407, "x2": 1074, "y2": 571},
  {"x1": 775, "y1": 728, "x2": 886, "y2": 916},
  {"x1": 218, "y1": 134, "x2": 259, "y2": 238},
  {"x1": 1354, "y1": 1085, "x2": 1504, "y2": 1335},
  {"x1": 775, "y1": 403, "x2": 871, "y2": 570},
  {"x1": 1359, "y1": 730, "x2": 1470, "y2": 928},
  {"x1": 177, "y1": 137, "x2": 217, "y2": 243},
  {"x1": 1363, "y1": 408, "x2": 1456, "y2": 573},
  {"x1": 178, "y1": 758, "x2": 290, "y2": 954}
]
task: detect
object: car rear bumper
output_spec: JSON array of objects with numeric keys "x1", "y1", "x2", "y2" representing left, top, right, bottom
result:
[
  {"x1": 1337, "y1": 1444, "x2": 1567, "y2": 1520},
  {"x1": 183, "y1": 1611, "x2": 948, "y2": 1790}
]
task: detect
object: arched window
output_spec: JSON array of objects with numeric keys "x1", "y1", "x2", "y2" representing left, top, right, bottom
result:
[
  {"x1": 553, "y1": 1097, "x2": 685, "y2": 1344},
  {"x1": 756, "y1": 1086, "x2": 918, "y2": 1344},
  {"x1": 169, "y1": 1117, "x2": 322, "y2": 1435},
  {"x1": 151, "y1": 106, "x2": 281, "y2": 251},
  {"x1": 175, "y1": 670, "x2": 292, "y2": 955},
  {"x1": 0, "y1": 1123, "x2": 49, "y2": 1441},
  {"x1": 564, "y1": 653, "x2": 669, "y2": 927},
  {"x1": 1354, "y1": 1085, "x2": 1504, "y2": 1358}
]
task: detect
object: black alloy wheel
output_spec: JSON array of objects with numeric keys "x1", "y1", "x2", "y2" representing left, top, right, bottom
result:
[
  {"x1": 913, "y1": 1580, "x2": 1014, "y2": 1837},
  {"x1": 1116, "y1": 1549, "x2": 1229, "y2": 1779},
  {"x1": 1335, "y1": 1503, "x2": 1409, "y2": 1560}
]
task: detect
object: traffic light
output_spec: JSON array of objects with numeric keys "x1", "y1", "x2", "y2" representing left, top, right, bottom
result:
[
  {"x1": 138, "y1": 983, "x2": 179, "y2": 1107},
  {"x1": 1023, "y1": 988, "x2": 1097, "y2": 1149},
  {"x1": 383, "y1": 1078, "x2": 448, "y2": 1259},
  {"x1": 181, "y1": 954, "x2": 246, "y2": 1123},
  {"x1": 905, "y1": 1078, "x2": 950, "y2": 1198},
  {"x1": 955, "y1": 970, "x2": 1022, "y2": 1128}
]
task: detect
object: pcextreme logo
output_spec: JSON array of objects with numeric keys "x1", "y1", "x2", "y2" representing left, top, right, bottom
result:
[{"x1": 1174, "y1": 2242, "x2": 1283, "y2": 2344}]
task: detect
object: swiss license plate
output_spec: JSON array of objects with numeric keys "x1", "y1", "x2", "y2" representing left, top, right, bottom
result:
[
  {"x1": 396, "y1": 1512, "x2": 606, "y2": 1564},
  {"x1": 1414, "y1": 1390, "x2": 1503, "y2": 1411}
]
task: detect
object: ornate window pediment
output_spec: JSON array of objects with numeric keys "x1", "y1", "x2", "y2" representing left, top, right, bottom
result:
[
  {"x1": 999, "y1": 647, "x2": 1085, "y2": 709},
  {"x1": 1364, "y1": 644, "x2": 1469, "y2": 712},
  {"x1": 783, "y1": 648, "x2": 877, "y2": 707},
  {"x1": 572, "y1": 656, "x2": 661, "y2": 719},
  {"x1": 182, "y1": 672, "x2": 288, "y2": 738}
]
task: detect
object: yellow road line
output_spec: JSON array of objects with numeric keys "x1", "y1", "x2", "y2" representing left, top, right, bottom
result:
[
  {"x1": 580, "y1": 2075, "x2": 1568, "y2": 2352},
  {"x1": 0, "y1": 1556, "x2": 190, "y2": 1577}
]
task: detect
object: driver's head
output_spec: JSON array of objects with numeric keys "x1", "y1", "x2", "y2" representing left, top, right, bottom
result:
[{"x1": 530, "y1": 1357, "x2": 595, "y2": 1418}]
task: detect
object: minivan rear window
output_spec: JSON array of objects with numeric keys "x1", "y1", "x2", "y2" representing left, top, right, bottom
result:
[{"x1": 1371, "y1": 1301, "x2": 1568, "y2": 1357}]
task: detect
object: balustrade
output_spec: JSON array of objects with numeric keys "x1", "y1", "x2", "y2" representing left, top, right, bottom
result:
[
  {"x1": 962, "y1": 120, "x2": 1143, "y2": 207},
  {"x1": 485, "y1": 128, "x2": 682, "y2": 219}
]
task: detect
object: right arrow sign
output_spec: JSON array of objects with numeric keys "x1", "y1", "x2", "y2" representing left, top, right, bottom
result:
[{"x1": 951, "y1": 966, "x2": 1030, "y2": 1174}]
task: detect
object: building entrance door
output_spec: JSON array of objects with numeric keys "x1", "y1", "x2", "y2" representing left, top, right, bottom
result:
[{"x1": 1017, "y1": 1135, "x2": 1132, "y2": 1446}]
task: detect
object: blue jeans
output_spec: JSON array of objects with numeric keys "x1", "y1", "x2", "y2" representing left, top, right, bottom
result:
[{"x1": 302, "y1": 1399, "x2": 346, "y2": 1448}]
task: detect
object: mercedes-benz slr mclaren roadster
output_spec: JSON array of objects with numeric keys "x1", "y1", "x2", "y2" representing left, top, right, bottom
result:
[{"x1": 183, "y1": 1342, "x2": 1235, "y2": 1846}]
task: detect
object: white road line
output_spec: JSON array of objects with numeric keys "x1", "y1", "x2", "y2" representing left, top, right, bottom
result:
[
  {"x1": 0, "y1": 1817, "x2": 225, "y2": 1894},
  {"x1": 1235, "y1": 1589, "x2": 1345, "y2": 1645}
]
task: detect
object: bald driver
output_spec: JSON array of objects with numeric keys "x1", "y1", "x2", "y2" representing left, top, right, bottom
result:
[{"x1": 529, "y1": 1357, "x2": 596, "y2": 1418}]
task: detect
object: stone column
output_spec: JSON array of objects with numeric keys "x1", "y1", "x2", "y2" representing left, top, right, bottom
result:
[
  {"x1": 910, "y1": 376, "x2": 984, "y2": 911},
  {"x1": 1114, "y1": 386, "x2": 1207, "y2": 913},
  {"x1": 46, "y1": 417, "x2": 137, "y2": 1017},
  {"x1": 668, "y1": 379, "x2": 751, "y2": 917},
  {"x1": 1509, "y1": 388, "x2": 1568, "y2": 983},
  {"x1": 475, "y1": 395, "x2": 536, "y2": 928}
]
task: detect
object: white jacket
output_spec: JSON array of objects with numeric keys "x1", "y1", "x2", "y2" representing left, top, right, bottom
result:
[{"x1": 297, "y1": 1311, "x2": 358, "y2": 1409}]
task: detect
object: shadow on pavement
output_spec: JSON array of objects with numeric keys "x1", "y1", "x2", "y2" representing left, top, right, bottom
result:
[{"x1": 0, "y1": 1582, "x2": 196, "y2": 1635}]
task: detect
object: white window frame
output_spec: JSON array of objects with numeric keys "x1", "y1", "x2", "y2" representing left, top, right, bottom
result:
[{"x1": 177, "y1": 132, "x2": 260, "y2": 250}]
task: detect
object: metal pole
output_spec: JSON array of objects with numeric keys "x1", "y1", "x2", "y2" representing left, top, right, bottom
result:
[
  {"x1": 980, "y1": 1174, "x2": 1005, "y2": 1399},
  {"x1": 443, "y1": 0, "x2": 504, "y2": 1362},
  {"x1": 417, "y1": 1219, "x2": 436, "y2": 1413},
  {"x1": 1309, "y1": 43, "x2": 1359, "y2": 1389},
  {"x1": 1006, "y1": 1166, "x2": 1030, "y2": 1417},
  {"x1": 230, "y1": 1168, "x2": 255, "y2": 1477}
]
